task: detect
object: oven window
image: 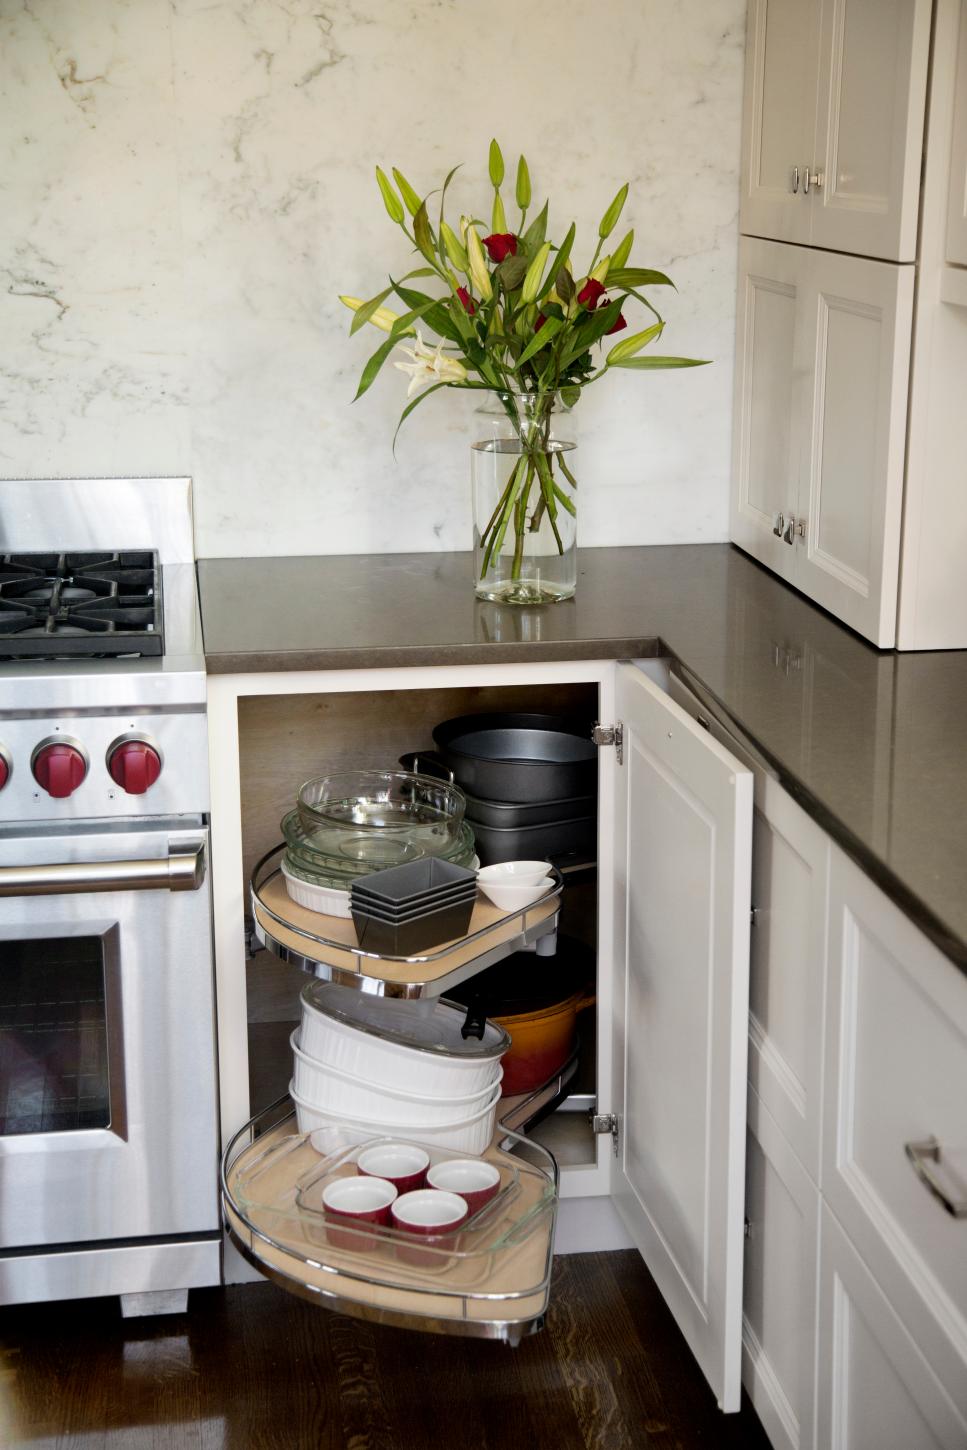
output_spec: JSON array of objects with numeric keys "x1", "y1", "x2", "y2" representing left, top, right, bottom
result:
[{"x1": 0, "y1": 938, "x2": 110, "y2": 1134}]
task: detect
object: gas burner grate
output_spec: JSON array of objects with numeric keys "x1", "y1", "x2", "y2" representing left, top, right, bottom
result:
[{"x1": 0, "y1": 550, "x2": 163, "y2": 658}]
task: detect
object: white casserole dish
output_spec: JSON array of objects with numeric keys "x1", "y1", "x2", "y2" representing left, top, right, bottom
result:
[
  {"x1": 289, "y1": 1080, "x2": 502, "y2": 1156},
  {"x1": 298, "y1": 982, "x2": 508, "y2": 1098},
  {"x1": 281, "y1": 857, "x2": 351, "y2": 918},
  {"x1": 290, "y1": 1030, "x2": 502, "y2": 1124}
]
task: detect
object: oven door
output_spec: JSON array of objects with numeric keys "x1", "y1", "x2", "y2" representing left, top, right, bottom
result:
[{"x1": 0, "y1": 821, "x2": 218, "y2": 1250}]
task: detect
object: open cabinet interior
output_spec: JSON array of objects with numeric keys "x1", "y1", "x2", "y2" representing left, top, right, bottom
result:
[{"x1": 238, "y1": 679, "x2": 601, "y2": 1170}]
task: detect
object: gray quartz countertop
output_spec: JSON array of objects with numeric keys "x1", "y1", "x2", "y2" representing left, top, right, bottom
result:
[{"x1": 197, "y1": 545, "x2": 967, "y2": 973}]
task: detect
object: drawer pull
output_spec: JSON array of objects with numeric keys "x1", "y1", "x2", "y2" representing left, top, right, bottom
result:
[{"x1": 904, "y1": 1137, "x2": 967, "y2": 1219}]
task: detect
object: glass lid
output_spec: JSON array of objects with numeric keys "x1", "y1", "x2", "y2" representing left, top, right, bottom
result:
[{"x1": 300, "y1": 981, "x2": 510, "y2": 1060}]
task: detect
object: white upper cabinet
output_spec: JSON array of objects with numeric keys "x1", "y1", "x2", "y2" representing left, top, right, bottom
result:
[
  {"x1": 732, "y1": 237, "x2": 915, "y2": 647},
  {"x1": 732, "y1": 237, "x2": 803, "y2": 577},
  {"x1": 611, "y1": 664, "x2": 753, "y2": 1413},
  {"x1": 796, "y1": 246, "x2": 915, "y2": 645},
  {"x1": 740, "y1": 0, "x2": 931, "y2": 261},
  {"x1": 947, "y1": 0, "x2": 967, "y2": 266},
  {"x1": 741, "y1": 0, "x2": 822, "y2": 244}
]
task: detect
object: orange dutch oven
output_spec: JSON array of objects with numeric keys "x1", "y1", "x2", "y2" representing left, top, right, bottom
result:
[{"x1": 447, "y1": 938, "x2": 596, "y2": 1096}]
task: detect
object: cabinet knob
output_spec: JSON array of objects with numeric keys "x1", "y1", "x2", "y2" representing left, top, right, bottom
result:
[
  {"x1": 783, "y1": 516, "x2": 796, "y2": 545},
  {"x1": 803, "y1": 167, "x2": 824, "y2": 194},
  {"x1": 795, "y1": 516, "x2": 807, "y2": 539},
  {"x1": 773, "y1": 512, "x2": 785, "y2": 537},
  {"x1": 905, "y1": 1138, "x2": 967, "y2": 1218},
  {"x1": 790, "y1": 165, "x2": 800, "y2": 194}
]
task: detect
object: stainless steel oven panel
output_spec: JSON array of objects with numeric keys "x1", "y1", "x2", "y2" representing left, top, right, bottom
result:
[
  {"x1": 0, "y1": 824, "x2": 218, "y2": 1250},
  {"x1": 0, "y1": 710, "x2": 209, "y2": 821}
]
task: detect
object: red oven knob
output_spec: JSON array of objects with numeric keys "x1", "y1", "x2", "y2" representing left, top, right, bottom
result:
[
  {"x1": 32, "y1": 743, "x2": 87, "y2": 798},
  {"x1": 0, "y1": 749, "x2": 9, "y2": 791},
  {"x1": 108, "y1": 740, "x2": 162, "y2": 795}
]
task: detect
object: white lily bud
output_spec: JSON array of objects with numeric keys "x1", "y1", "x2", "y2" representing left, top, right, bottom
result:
[
  {"x1": 339, "y1": 295, "x2": 402, "y2": 333},
  {"x1": 465, "y1": 227, "x2": 493, "y2": 301}
]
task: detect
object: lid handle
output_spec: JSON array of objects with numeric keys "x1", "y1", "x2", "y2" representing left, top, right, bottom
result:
[{"x1": 460, "y1": 1000, "x2": 487, "y2": 1041}]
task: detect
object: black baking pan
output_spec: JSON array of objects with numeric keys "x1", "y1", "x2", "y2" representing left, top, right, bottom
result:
[
  {"x1": 468, "y1": 814, "x2": 596, "y2": 866},
  {"x1": 429, "y1": 713, "x2": 598, "y2": 803}
]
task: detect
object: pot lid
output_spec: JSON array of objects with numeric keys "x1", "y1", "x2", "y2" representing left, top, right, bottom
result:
[
  {"x1": 300, "y1": 980, "x2": 510, "y2": 1060},
  {"x1": 447, "y1": 937, "x2": 594, "y2": 1017}
]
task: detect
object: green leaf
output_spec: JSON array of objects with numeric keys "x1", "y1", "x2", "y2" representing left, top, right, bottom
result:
[
  {"x1": 609, "y1": 355, "x2": 711, "y2": 369},
  {"x1": 559, "y1": 297, "x2": 627, "y2": 367},
  {"x1": 496, "y1": 254, "x2": 528, "y2": 291},
  {"x1": 392, "y1": 168, "x2": 422, "y2": 218},
  {"x1": 413, "y1": 201, "x2": 436, "y2": 264},
  {"x1": 520, "y1": 201, "x2": 548, "y2": 254},
  {"x1": 555, "y1": 266, "x2": 575, "y2": 303},
  {"x1": 598, "y1": 182, "x2": 628, "y2": 239},
  {"x1": 560, "y1": 384, "x2": 581, "y2": 407},
  {"x1": 488, "y1": 138, "x2": 505, "y2": 188},
  {"x1": 538, "y1": 222, "x2": 575, "y2": 301},
  {"x1": 516, "y1": 316, "x2": 563, "y2": 365},
  {"x1": 349, "y1": 285, "x2": 394, "y2": 335},
  {"x1": 392, "y1": 380, "x2": 450, "y2": 455},
  {"x1": 376, "y1": 167, "x2": 404, "y2": 224},
  {"x1": 389, "y1": 300, "x2": 440, "y2": 337},
  {"x1": 607, "y1": 267, "x2": 675, "y2": 290},
  {"x1": 391, "y1": 282, "x2": 463, "y2": 343},
  {"x1": 353, "y1": 335, "x2": 398, "y2": 401}
]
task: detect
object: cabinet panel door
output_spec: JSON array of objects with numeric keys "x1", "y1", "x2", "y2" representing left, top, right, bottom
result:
[
  {"x1": 732, "y1": 238, "x2": 803, "y2": 577},
  {"x1": 812, "y1": 0, "x2": 931, "y2": 260},
  {"x1": 740, "y1": 0, "x2": 820, "y2": 243},
  {"x1": 749, "y1": 778, "x2": 830, "y2": 1178},
  {"x1": 611, "y1": 663, "x2": 753, "y2": 1412},
  {"x1": 744, "y1": 1089, "x2": 820, "y2": 1450},
  {"x1": 947, "y1": 0, "x2": 967, "y2": 266},
  {"x1": 795, "y1": 249, "x2": 914, "y2": 647},
  {"x1": 817, "y1": 1205, "x2": 967, "y2": 1450}
]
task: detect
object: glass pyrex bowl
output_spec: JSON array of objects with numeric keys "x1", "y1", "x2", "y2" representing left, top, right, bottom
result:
[
  {"x1": 296, "y1": 770, "x2": 467, "y2": 859},
  {"x1": 281, "y1": 811, "x2": 477, "y2": 887}
]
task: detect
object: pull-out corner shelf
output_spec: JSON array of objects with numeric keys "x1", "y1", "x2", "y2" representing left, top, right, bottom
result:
[
  {"x1": 222, "y1": 1099, "x2": 559, "y2": 1344},
  {"x1": 251, "y1": 846, "x2": 563, "y2": 998}
]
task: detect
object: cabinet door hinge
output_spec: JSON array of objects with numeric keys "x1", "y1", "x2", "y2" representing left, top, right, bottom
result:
[
  {"x1": 592, "y1": 721, "x2": 624, "y2": 765},
  {"x1": 590, "y1": 1111, "x2": 620, "y2": 1155}
]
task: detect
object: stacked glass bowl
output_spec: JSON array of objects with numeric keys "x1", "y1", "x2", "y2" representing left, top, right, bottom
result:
[{"x1": 282, "y1": 770, "x2": 477, "y2": 894}]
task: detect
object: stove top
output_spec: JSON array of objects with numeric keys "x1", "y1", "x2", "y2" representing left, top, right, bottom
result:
[{"x1": 0, "y1": 552, "x2": 163, "y2": 659}]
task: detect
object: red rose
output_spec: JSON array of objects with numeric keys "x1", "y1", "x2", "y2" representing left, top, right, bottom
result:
[
  {"x1": 534, "y1": 312, "x2": 547, "y2": 332},
  {"x1": 606, "y1": 311, "x2": 627, "y2": 334},
  {"x1": 456, "y1": 285, "x2": 476, "y2": 315},
  {"x1": 482, "y1": 233, "x2": 518, "y2": 263},
  {"x1": 577, "y1": 277, "x2": 606, "y2": 310}
]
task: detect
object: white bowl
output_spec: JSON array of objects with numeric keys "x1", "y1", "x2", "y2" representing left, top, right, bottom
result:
[
  {"x1": 476, "y1": 876, "x2": 552, "y2": 911},
  {"x1": 477, "y1": 860, "x2": 550, "y2": 887},
  {"x1": 290, "y1": 1081, "x2": 501, "y2": 1156},
  {"x1": 281, "y1": 858, "x2": 351, "y2": 918},
  {"x1": 291, "y1": 1030, "x2": 502, "y2": 1124}
]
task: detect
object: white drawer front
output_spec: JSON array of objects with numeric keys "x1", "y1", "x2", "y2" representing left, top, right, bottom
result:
[
  {"x1": 817, "y1": 1205, "x2": 967, "y2": 1450},
  {"x1": 824, "y1": 847, "x2": 967, "y2": 1416}
]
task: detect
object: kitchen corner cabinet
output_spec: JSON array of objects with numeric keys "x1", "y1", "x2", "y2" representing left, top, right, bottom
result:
[
  {"x1": 207, "y1": 657, "x2": 753, "y2": 1411},
  {"x1": 741, "y1": 0, "x2": 931, "y2": 262},
  {"x1": 732, "y1": 237, "x2": 914, "y2": 646}
]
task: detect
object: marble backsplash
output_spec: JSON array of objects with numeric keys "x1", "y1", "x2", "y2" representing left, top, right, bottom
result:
[{"x1": 0, "y1": 0, "x2": 746, "y2": 558}]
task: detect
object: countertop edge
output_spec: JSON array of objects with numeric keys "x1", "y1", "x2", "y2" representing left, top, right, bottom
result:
[{"x1": 202, "y1": 638, "x2": 663, "y2": 675}]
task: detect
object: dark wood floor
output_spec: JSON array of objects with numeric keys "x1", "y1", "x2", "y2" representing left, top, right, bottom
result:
[{"x1": 0, "y1": 1251, "x2": 770, "y2": 1449}]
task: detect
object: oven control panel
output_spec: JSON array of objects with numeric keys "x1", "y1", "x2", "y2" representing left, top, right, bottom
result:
[{"x1": 0, "y1": 712, "x2": 207, "y2": 820}]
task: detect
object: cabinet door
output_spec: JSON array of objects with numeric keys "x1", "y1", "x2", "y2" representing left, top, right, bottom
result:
[
  {"x1": 817, "y1": 1205, "x2": 967, "y2": 1450},
  {"x1": 744, "y1": 1088, "x2": 821, "y2": 1450},
  {"x1": 740, "y1": 0, "x2": 821, "y2": 243},
  {"x1": 749, "y1": 777, "x2": 830, "y2": 1178},
  {"x1": 947, "y1": 0, "x2": 967, "y2": 266},
  {"x1": 611, "y1": 663, "x2": 753, "y2": 1412},
  {"x1": 795, "y1": 248, "x2": 914, "y2": 647},
  {"x1": 811, "y1": 0, "x2": 931, "y2": 260},
  {"x1": 732, "y1": 237, "x2": 804, "y2": 578}
]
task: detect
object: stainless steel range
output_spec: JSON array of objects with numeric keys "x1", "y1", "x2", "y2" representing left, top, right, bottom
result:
[{"x1": 0, "y1": 477, "x2": 219, "y2": 1315}]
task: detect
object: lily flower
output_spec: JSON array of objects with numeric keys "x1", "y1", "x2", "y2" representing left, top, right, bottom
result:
[
  {"x1": 394, "y1": 330, "x2": 468, "y2": 397},
  {"x1": 339, "y1": 295, "x2": 402, "y2": 334}
]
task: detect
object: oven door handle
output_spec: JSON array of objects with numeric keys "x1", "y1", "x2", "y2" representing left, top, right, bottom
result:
[{"x1": 0, "y1": 844, "x2": 206, "y2": 896}]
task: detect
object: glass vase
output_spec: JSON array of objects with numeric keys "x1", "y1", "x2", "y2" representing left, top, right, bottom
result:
[{"x1": 472, "y1": 391, "x2": 577, "y2": 604}]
